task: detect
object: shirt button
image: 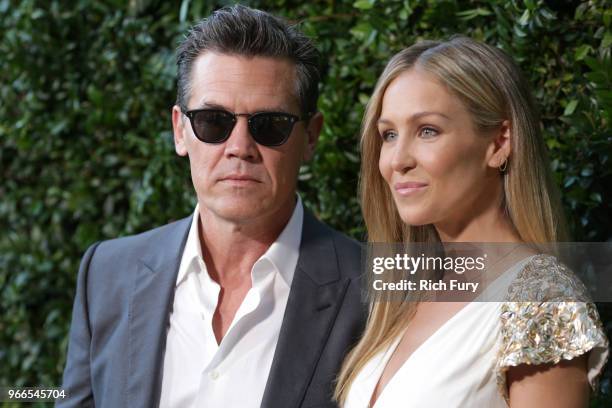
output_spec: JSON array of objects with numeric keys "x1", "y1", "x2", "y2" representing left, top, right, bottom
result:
[{"x1": 209, "y1": 370, "x2": 220, "y2": 380}]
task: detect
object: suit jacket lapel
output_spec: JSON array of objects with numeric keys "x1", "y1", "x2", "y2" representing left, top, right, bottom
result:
[
  {"x1": 126, "y1": 216, "x2": 192, "y2": 408},
  {"x1": 261, "y1": 211, "x2": 351, "y2": 408}
]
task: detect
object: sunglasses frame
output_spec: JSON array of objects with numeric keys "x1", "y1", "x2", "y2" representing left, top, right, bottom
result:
[{"x1": 183, "y1": 108, "x2": 311, "y2": 146}]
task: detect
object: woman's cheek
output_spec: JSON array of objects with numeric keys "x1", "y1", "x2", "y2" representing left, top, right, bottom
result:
[{"x1": 378, "y1": 148, "x2": 393, "y2": 184}]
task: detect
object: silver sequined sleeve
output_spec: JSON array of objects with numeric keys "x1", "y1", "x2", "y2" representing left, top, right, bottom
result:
[{"x1": 495, "y1": 255, "x2": 609, "y2": 402}]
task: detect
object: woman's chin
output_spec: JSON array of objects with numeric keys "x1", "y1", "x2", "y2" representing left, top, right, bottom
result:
[{"x1": 397, "y1": 210, "x2": 433, "y2": 227}]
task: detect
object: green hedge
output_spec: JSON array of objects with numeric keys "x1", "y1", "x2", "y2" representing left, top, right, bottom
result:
[{"x1": 1, "y1": 0, "x2": 610, "y2": 405}]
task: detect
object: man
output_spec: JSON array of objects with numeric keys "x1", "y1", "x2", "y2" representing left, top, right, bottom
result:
[{"x1": 59, "y1": 5, "x2": 364, "y2": 408}]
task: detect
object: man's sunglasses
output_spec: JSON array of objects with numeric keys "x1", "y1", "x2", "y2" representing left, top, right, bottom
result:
[{"x1": 183, "y1": 108, "x2": 311, "y2": 146}]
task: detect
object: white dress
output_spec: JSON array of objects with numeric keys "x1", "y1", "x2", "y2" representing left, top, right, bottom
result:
[{"x1": 343, "y1": 255, "x2": 609, "y2": 408}]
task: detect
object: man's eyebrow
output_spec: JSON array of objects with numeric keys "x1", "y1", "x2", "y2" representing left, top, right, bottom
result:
[
  {"x1": 377, "y1": 111, "x2": 451, "y2": 125},
  {"x1": 197, "y1": 102, "x2": 226, "y2": 110},
  {"x1": 194, "y1": 101, "x2": 294, "y2": 113},
  {"x1": 191, "y1": 101, "x2": 230, "y2": 111}
]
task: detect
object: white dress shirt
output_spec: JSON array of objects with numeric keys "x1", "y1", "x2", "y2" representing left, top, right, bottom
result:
[{"x1": 159, "y1": 198, "x2": 303, "y2": 408}]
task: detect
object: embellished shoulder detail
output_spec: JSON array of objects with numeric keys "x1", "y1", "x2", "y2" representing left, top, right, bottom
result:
[
  {"x1": 495, "y1": 254, "x2": 609, "y2": 403},
  {"x1": 504, "y1": 254, "x2": 591, "y2": 302}
]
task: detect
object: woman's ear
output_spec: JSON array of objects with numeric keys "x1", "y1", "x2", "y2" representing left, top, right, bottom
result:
[{"x1": 487, "y1": 120, "x2": 511, "y2": 169}]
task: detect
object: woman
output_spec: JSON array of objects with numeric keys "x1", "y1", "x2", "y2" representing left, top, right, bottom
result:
[{"x1": 335, "y1": 37, "x2": 608, "y2": 407}]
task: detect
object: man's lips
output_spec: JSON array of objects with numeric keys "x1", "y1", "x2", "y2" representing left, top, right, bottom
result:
[
  {"x1": 394, "y1": 181, "x2": 428, "y2": 196},
  {"x1": 218, "y1": 174, "x2": 261, "y2": 184}
]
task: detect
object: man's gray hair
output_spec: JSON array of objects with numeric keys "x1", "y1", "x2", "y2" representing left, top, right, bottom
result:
[{"x1": 176, "y1": 5, "x2": 321, "y2": 117}]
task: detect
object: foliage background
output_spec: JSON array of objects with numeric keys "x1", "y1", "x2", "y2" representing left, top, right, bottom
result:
[{"x1": 1, "y1": 0, "x2": 610, "y2": 406}]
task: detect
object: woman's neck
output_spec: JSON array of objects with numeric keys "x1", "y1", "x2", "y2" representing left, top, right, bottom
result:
[{"x1": 434, "y1": 203, "x2": 521, "y2": 243}]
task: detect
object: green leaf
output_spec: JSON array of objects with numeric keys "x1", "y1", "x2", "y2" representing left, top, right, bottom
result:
[
  {"x1": 179, "y1": 0, "x2": 191, "y2": 23},
  {"x1": 546, "y1": 138, "x2": 561, "y2": 149},
  {"x1": 353, "y1": 0, "x2": 375, "y2": 10},
  {"x1": 604, "y1": 9, "x2": 612, "y2": 26},
  {"x1": 590, "y1": 192, "x2": 602, "y2": 203},
  {"x1": 564, "y1": 176, "x2": 577, "y2": 188},
  {"x1": 602, "y1": 31, "x2": 612, "y2": 48},
  {"x1": 581, "y1": 166, "x2": 593, "y2": 177},
  {"x1": 456, "y1": 8, "x2": 492, "y2": 21},
  {"x1": 564, "y1": 99, "x2": 578, "y2": 116},
  {"x1": 513, "y1": 25, "x2": 527, "y2": 38},
  {"x1": 574, "y1": 44, "x2": 591, "y2": 61},
  {"x1": 540, "y1": 8, "x2": 556, "y2": 21},
  {"x1": 344, "y1": 151, "x2": 359, "y2": 163},
  {"x1": 349, "y1": 22, "x2": 373, "y2": 40},
  {"x1": 574, "y1": 3, "x2": 587, "y2": 20},
  {"x1": 518, "y1": 9, "x2": 530, "y2": 26}
]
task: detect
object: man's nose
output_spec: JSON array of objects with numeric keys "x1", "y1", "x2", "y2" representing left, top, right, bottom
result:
[
  {"x1": 390, "y1": 134, "x2": 417, "y2": 173},
  {"x1": 223, "y1": 117, "x2": 260, "y2": 161}
]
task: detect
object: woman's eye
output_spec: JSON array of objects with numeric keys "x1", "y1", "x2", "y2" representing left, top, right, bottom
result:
[
  {"x1": 419, "y1": 127, "x2": 438, "y2": 138},
  {"x1": 380, "y1": 130, "x2": 398, "y2": 142}
]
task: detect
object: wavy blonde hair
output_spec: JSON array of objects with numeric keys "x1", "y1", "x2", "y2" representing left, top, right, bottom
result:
[{"x1": 334, "y1": 36, "x2": 568, "y2": 404}]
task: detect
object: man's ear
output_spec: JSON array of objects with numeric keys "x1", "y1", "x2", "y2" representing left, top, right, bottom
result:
[
  {"x1": 486, "y1": 120, "x2": 511, "y2": 169},
  {"x1": 172, "y1": 105, "x2": 188, "y2": 157},
  {"x1": 302, "y1": 112, "x2": 323, "y2": 161}
]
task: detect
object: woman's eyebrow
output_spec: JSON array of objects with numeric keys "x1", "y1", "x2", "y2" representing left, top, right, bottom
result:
[{"x1": 377, "y1": 111, "x2": 450, "y2": 126}]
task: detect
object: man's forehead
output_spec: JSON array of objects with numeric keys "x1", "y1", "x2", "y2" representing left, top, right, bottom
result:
[{"x1": 188, "y1": 52, "x2": 300, "y2": 111}]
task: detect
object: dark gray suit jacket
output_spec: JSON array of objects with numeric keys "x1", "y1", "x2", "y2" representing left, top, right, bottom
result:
[{"x1": 59, "y1": 210, "x2": 365, "y2": 408}]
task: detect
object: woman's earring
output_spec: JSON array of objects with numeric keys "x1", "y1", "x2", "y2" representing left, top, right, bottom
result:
[{"x1": 499, "y1": 157, "x2": 508, "y2": 173}]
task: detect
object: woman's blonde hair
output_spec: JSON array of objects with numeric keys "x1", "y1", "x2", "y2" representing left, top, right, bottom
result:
[{"x1": 334, "y1": 36, "x2": 568, "y2": 404}]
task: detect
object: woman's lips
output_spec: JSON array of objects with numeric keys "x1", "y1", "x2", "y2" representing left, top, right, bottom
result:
[{"x1": 394, "y1": 181, "x2": 428, "y2": 196}]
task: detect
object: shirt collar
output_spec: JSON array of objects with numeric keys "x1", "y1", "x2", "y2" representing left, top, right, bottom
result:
[
  {"x1": 256, "y1": 195, "x2": 303, "y2": 287},
  {"x1": 175, "y1": 196, "x2": 304, "y2": 288},
  {"x1": 175, "y1": 203, "x2": 205, "y2": 287}
]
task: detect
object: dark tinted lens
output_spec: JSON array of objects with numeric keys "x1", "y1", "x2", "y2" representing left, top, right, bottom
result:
[
  {"x1": 249, "y1": 113, "x2": 296, "y2": 146},
  {"x1": 191, "y1": 110, "x2": 235, "y2": 143}
]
